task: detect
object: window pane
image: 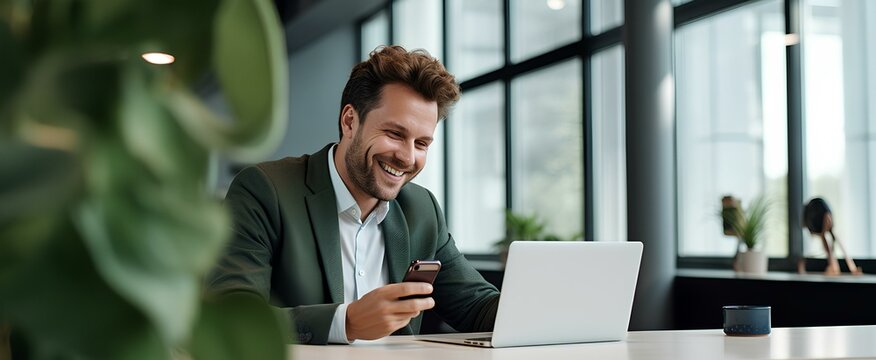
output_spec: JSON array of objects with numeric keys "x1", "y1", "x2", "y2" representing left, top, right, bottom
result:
[
  {"x1": 449, "y1": 0, "x2": 504, "y2": 81},
  {"x1": 672, "y1": 0, "x2": 693, "y2": 5},
  {"x1": 394, "y1": 0, "x2": 443, "y2": 59},
  {"x1": 394, "y1": 0, "x2": 445, "y2": 206},
  {"x1": 361, "y1": 10, "x2": 389, "y2": 60},
  {"x1": 415, "y1": 124, "x2": 445, "y2": 209},
  {"x1": 802, "y1": 0, "x2": 876, "y2": 258},
  {"x1": 589, "y1": 0, "x2": 623, "y2": 35},
  {"x1": 511, "y1": 59, "x2": 583, "y2": 240},
  {"x1": 592, "y1": 46, "x2": 626, "y2": 242},
  {"x1": 511, "y1": 0, "x2": 581, "y2": 62},
  {"x1": 449, "y1": 83, "x2": 505, "y2": 253},
  {"x1": 676, "y1": 0, "x2": 788, "y2": 257}
]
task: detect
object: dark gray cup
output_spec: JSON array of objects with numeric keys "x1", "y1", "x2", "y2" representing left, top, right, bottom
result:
[{"x1": 723, "y1": 305, "x2": 771, "y2": 336}]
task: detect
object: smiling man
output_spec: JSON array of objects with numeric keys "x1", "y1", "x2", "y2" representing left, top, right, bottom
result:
[{"x1": 206, "y1": 46, "x2": 500, "y2": 345}]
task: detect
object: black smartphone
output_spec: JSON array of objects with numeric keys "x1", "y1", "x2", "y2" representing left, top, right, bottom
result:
[{"x1": 399, "y1": 260, "x2": 441, "y2": 300}]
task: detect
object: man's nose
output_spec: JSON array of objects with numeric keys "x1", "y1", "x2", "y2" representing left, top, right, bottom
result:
[{"x1": 395, "y1": 141, "x2": 416, "y2": 168}]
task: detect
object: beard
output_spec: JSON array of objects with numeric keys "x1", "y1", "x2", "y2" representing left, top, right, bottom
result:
[{"x1": 345, "y1": 129, "x2": 418, "y2": 201}]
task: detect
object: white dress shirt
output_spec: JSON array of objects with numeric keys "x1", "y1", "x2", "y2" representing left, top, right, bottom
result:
[{"x1": 326, "y1": 145, "x2": 390, "y2": 344}]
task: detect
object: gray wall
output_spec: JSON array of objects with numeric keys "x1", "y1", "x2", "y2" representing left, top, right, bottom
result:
[{"x1": 270, "y1": 24, "x2": 356, "y2": 160}]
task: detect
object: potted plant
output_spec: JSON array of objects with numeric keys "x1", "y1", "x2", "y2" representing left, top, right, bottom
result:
[
  {"x1": 495, "y1": 211, "x2": 545, "y2": 265},
  {"x1": 494, "y1": 211, "x2": 573, "y2": 265},
  {"x1": 721, "y1": 196, "x2": 770, "y2": 274},
  {"x1": 1, "y1": 0, "x2": 289, "y2": 358}
]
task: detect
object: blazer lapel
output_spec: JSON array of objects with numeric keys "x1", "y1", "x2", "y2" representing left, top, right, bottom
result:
[
  {"x1": 302, "y1": 144, "x2": 412, "y2": 303},
  {"x1": 305, "y1": 144, "x2": 344, "y2": 304},
  {"x1": 381, "y1": 201, "x2": 411, "y2": 284}
]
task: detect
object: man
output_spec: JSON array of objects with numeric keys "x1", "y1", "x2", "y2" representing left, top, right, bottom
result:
[{"x1": 206, "y1": 46, "x2": 500, "y2": 345}]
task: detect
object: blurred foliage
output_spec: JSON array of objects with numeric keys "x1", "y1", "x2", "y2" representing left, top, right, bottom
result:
[
  {"x1": 495, "y1": 211, "x2": 546, "y2": 249},
  {"x1": 494, "y1": 211, "x2": 583, "y2": 250},
  {"x1": 0, "y1": 0, "x2": 289, "y2": 358},
  {"x1": 721, "y1": 196, "x2": 771, "y2": 251}
]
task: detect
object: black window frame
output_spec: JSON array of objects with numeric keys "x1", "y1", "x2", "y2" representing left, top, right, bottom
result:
[{"x1": 356, "y1": 0, "x2": 876, "y2": 272}]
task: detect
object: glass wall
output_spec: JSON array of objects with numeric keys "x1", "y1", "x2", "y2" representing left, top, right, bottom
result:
[
  {"x1": 675, "y1": 0, "x2": 788, "y2": 257},
  {"x1": 802, "y1": 0, "x2": 876, "y2": 258}
]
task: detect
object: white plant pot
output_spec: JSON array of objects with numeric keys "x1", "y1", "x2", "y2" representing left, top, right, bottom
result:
[{"x1": 736, "y1": 250, "x2": 768, "y2": 274}]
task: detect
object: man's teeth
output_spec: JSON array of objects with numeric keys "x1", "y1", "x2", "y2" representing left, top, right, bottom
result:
[{"x1": 381, "y1": 162, "x2": 404, "y2": 176}]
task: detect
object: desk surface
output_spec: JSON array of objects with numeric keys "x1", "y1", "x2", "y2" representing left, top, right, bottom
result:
[{"x1": 292, "y1": 325, "x2": 876, "y2": 360}]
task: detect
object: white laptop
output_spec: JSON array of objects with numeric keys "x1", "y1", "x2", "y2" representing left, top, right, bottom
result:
[{"x1": 416, "y1": 241, "x2": 643, "y2": 348}]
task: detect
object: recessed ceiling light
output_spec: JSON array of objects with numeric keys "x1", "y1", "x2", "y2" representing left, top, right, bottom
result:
[
  {"x1": 547, "y1": 0, "x2": 566, "y2": 10},
  {"x1": 141, "y1": 52, "x2": 175, "y2": 65}
]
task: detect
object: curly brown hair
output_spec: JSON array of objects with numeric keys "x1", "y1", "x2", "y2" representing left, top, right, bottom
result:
[{"x1": 338, "y1": 45, "x2": 460, "y2": 138}]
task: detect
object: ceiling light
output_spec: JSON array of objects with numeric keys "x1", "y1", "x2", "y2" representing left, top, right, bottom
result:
[
  {"x1": 547, "y1": 0, "x2": 566, "y2": 10},
  {"x1": 141, "y1": 52, "x2": 175, "y2": 65}
]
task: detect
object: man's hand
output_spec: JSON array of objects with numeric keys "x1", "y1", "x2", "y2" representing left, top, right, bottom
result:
[{"x1": 345, "y1": 282, "x2": 435, "y2": 341}]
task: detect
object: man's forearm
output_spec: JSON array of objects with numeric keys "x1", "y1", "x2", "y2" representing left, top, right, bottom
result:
[
  {"x1": 471, "y1": 294, "x2": 500, "y2": 332},
  {"x1": 286, "y1": 303, "x2": 342, "y2": 345}
]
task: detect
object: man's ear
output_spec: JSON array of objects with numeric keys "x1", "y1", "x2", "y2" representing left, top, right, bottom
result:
[{"x1": 340, "y1": 104, "x2": 358, "y2": 139}]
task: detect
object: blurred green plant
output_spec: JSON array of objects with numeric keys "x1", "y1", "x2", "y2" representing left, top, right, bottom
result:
[
  {"x1": 495, "y1": 210, "x2": 566, "y2": 249},
  {"x1": 721, "y1": 196, "x2": 770, "y2": 251},
  {"x1": 0, "y1": 0, "x2": 290, "y2": 358},
  {"x1": 497, "y1": 210, "x2": 546, "y2": 248}
]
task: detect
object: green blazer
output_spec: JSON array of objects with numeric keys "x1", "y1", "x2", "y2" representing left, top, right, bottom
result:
[{"x1": 206, "y1": 144, "x2": 499, "y2": 344}]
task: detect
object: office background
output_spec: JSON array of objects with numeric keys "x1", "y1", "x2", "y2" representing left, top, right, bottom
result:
[{"x1": 212, "y1": 0, "x2": 876, "y2": 331}]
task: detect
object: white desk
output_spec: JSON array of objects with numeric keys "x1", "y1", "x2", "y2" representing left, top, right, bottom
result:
[{"x1": 292, "y1": 325, "x2": 876, "y2": 360}]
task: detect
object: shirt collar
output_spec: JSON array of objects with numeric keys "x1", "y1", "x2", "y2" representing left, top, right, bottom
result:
[{"x1": 327, "y1": 144, "x2": 390, "y2": 224}]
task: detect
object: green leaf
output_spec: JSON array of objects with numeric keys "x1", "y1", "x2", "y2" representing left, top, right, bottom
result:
[
  {"x1": 118, "y1": 64, "x2": 209, "y2": 180},
  {"x1": 163, "y1": 0, "x2": 288, "y2": 162},
  {"x1": 0, "y1": 141, "x2": 79, "y2": 283},
  {"x1": 0, "y1": 19, "x2": 24, "y2": 122},
  {"x1": 721, "y1": 196, "x2": 770, "y2": 250},
  {"x1": 0, "y1": 225, "x2": 168, "y2": 360},
  {"x1": 76, "y1": 136, "x2": 229, "y2": 346},
  {"x1": 188, "y1": 295, "x2": 289, "y2": 360},
  {"x1": 2, "y1": 0, "x2": 290, "y2": 357}
]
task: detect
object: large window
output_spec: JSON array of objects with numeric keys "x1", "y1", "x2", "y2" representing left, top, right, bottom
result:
[
  {"x1": 592, "y1": 46, "x2": 626, "y2": 242},
  {"x1": 360, "y1": 10, "x2": 388, "y2": 59},
  {"x1": 393, "y1": 0, "x2": 444, "y2": 59},
  {"x1": 589, "y1": 0, "x2": 623, "y2": 35},
  {"x1": 360, "y1": 0, "x2": 623, "y2": 255},
  {"x1": 512, "y1": 60, "x2": 584, "y2": 241},
  {"x1": 448, "y1": 83, "x2": 506, "y2": 253},
  {"x1": 676, "y1": 0, "x2": 788, "y2": 258},
  {"x1": 448, "y1": 0, "x2": 503, "y2": 82},
  {"x1": 802, "y1": 0, "x2": 876, "y2": 258},
  {"x1": 510, "y1": 0, "x2": 582, "y2": 62},
  {"x1": 361, "y1": 0, "x2": 876, "y2": 268}
]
